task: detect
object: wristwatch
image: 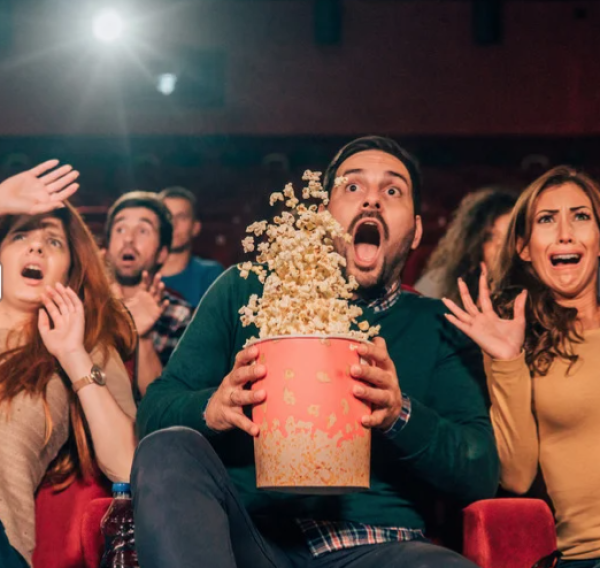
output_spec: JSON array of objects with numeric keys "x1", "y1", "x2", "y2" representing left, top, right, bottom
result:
[{"x1": 72, "y1": 365, "x2": 107, "y2": 393}]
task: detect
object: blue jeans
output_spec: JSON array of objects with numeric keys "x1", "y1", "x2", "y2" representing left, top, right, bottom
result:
[
  {"x1": 0, "y1": 522, "x2": 28, "y2": 568},
  {"x1": 131, "y1": 427, "x2": 480, "y2": 568}
]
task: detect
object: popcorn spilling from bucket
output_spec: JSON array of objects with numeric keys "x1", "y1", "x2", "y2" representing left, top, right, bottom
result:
[{"x1": 237, "y1": 171, "x2": 380, "y2": 341}]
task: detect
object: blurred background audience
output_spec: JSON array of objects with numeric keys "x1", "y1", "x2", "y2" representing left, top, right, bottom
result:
[
  {"x1": 416, "y1": 187, "x2": 517, "y2": 304},
  {"x1": 158, "y1": 186, "x2": 224, "y2": 307}
]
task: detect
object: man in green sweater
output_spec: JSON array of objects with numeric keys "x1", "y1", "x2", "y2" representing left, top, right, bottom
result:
[{"x1": 132, "y1": 136, "x2": 499, "y2": 567}]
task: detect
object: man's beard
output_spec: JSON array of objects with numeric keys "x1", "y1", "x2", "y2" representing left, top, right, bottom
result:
[
  {"x1": 170, "y1": 241, "x2": 191, "y2": 254},
  {"x1": 115, "y1": 270, "x2": 144, "y2": 287}
]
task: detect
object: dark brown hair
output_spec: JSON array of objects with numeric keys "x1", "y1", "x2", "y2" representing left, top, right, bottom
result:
[
  {"x1": 492, "y1": 166, "x2": 600, "y2": 376},
  {"x1": 323, "y1": 135, "x2": 422, "y2": 215},
  {"x1": 422, "y1": 187, "x2": 517, "y2": 304},
  {"x1": 158, "y1": 186, "x2": 198, "y2": 217}
]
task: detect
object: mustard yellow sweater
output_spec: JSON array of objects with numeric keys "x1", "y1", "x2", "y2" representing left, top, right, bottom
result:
[{"x1": 487, "y1": 329, "x2": 600, "y2": 560}]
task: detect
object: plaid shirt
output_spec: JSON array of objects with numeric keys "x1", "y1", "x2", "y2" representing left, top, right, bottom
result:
[
  {"x1": 296, "y1": 519, "x2": 425, "y2": 557},
  {"x1": 150, "y1": 289, "x2": 193, "y2": 366},
  {"x1": 364, "y1": 281, "x2": 403, "y2": 313},
  {"x1": 297, "y1": 280, "x2": 417, "y2": 557}
]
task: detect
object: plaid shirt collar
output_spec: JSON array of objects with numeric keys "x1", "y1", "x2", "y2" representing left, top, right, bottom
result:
[{"x1": 355, "y1": 281, "x2": 402, "y2": 314}]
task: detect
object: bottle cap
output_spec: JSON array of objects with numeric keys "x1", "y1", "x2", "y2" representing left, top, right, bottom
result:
[{"x1": 112, "y1": 482, "x2": 131, "y2": 493}]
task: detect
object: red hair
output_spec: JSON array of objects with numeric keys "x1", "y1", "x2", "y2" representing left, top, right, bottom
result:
[{"x1": 0, "y1": 203, "x2": 136, "y2": 486}]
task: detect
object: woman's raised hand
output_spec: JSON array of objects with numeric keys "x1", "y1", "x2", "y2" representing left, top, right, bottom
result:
[
  {"x1": 38, "y1": 283, "x2": 86, "y2": 364},
  {"x1": 0, "y1": 160, "x2": 80, "y2": 216},
  {"x1": 442, "y1": 264, "x2": 527, "y2": 361}
]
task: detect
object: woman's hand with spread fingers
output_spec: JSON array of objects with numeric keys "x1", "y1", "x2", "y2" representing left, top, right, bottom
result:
[{"x1": 442, "y1": 264, "x2": 527, "y2": 361}]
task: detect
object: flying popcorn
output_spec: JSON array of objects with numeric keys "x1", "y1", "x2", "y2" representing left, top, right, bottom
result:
[{"x1": 238, "y1": 170, "x2": 380, "y2": 341}]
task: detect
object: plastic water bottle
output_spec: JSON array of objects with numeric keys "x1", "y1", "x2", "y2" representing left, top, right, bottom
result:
[{"x1": 100, "y1": 482, "x2": 139, "y2": 568}]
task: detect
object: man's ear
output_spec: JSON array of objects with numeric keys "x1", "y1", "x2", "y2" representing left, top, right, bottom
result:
[
  {"x1": 192, "y1": 220, "x2": 201, "y2": 238},
  {"x1": 411, "y1": 215, "x2": 423, "y2": 250},
  {"x1": 517, "y1": 238, "x2": 531, "y2": 262},
  {"x1": 157, "y1": 245, "x2": 169, "y2": 267}
]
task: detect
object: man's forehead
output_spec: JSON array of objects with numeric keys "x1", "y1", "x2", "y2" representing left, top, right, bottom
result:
[
  {"x1": 336, "y1": 150, "x2": 412, "y2": 187},
  {"x1": 114, "y1": 207, "x2": 160, "y2": 226}
]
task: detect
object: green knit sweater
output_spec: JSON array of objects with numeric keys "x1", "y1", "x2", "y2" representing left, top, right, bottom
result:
[{"x1": 137, "y1": 267, "x2": 499, "y2": 530}]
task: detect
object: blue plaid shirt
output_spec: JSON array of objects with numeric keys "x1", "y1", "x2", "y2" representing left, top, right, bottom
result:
[{"x1": 297, "y1": 281, "x2": 418, "y2": 557}]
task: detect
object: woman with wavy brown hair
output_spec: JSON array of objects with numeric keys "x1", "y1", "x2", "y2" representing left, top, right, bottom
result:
[
  {"x1": 443, "y1": 166, "x2": 600, "y2": 567},
  {"x1": 415, "y1": 187, "x2": 517, "y2": 305},
  {"x1": 0, "y1": 161, "x2": 137, "y2": 567}
]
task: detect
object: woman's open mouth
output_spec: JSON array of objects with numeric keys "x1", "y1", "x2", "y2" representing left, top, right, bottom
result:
[
  {"x1": 550, "y1": 253, "x2": 582, "y2": 269},
  {"x1": 21, "y1": 264, "x2": 44, "y2": 283},
  {"x1": 353, "y1": 220, "x2": 382, "y2": 268}
]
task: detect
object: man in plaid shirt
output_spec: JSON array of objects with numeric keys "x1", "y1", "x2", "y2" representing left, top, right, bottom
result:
[{"x1": 105, "y1": 191, "x2": 192, "y2": 396}]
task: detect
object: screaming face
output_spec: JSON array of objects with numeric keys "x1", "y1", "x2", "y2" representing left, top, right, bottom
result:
[
  {"x1": 519, "y1": 182, "x2": 600, "y2": 302},
  {"x1": 0, "y1": 215, "x2": 71, "y2": 310},
  {"x1": 327, "y1": 150, "x2": 422, "y2": 294}
]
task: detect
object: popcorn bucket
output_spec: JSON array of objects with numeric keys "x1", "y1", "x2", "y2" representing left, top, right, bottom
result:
[{"x1": 251, "y1": 335, "x2": 371, "y2": 494}]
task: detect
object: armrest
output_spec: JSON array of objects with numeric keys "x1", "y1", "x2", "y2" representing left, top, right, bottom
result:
[
  {"x1": 463, "y1": 498, "x2": 557, "y2": 568},
  {"x1": 82, "y1": 498, "x2": 112, "y2": 568}
]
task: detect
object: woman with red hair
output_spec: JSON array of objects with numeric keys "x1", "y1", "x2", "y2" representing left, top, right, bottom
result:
[{"x1": 0, "y1": 161, "x2": 137, "y2": 567}]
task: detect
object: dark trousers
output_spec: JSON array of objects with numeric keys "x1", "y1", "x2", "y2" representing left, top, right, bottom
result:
[
  {"x1": 0, "y1": 523, "x2": 28, "y2": 568},
  {"x1": 558, "y1": 560, "x2": 600, "y2": 568},
  {"x1": 131, "y1": 427, "x2": 480, "y2": 568}
]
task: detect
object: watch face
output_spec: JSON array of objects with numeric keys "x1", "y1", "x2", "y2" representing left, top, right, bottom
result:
[{"x1": 90, "y1": 365, "x2": 107, "y2": 386}]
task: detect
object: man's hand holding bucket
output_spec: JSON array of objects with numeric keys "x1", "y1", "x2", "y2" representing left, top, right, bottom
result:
[
  {"x1": 351, "y1": 337, "x2": 403, "y2": 431},
  {"x1": 204, "y1": 346, "x2": 267, "y2": 437}
]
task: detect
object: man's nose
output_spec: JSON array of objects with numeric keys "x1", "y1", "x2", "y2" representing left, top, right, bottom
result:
[{"x1": 361, "y1": 190, "x2": 381, "y2": 210}]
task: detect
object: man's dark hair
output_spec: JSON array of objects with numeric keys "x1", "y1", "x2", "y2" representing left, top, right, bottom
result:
[
  {"x1": 158, "y1": 186, "x2": 197, "y2": 217},
  {"x1": 323, "y1": 136, "x2": 422, "y2": 215},
  {"x1": 106, "y1": 191, "x2": 173, "y2": 251}
]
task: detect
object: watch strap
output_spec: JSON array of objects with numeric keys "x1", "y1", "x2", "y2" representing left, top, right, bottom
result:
[
  {"x1": 72, "y1": 375, "x2": 94, "y2": 393},
  {"x1": 72, "y1": 365, "x2": 106, "y2": 393}
]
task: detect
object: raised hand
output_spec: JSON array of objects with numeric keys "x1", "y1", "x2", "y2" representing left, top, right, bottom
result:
[
  {"x1": 442, "y1": 264, "x2": 527, "y2": 361},
  {"x1": 0, "y1": 160, "x2": 80, "y2": 216},
  {"x1": 204, "y1": 345, "x2": 267, "y2": 436},
  {"x1": 38, "y1": 283, "x2": 86, "y2": 362},
  {"x1": 120, "y1": 271, "x2": 169, "y2": 337}
]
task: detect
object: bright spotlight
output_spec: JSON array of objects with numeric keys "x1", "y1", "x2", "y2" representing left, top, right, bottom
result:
[
  {"x1": 156, "y1": 73, "x2": 178, "y2": 96},
  {"x1": 93, "y1": 10, "x2": 124, "y2": 43}
]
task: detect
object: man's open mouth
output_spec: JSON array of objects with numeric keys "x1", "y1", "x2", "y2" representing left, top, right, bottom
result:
[
  {"x1": 21, "y1": 264, "x2": 44, "y2": 280},
  {"x1": 353, "y1": 221, "x2": 382, "y2": 265},
  {"x1": 121, "y1": 252, "x2": 137, "y2": 262},
  {"x1": 550, "y1": 253, "x2": 582, "y2": 267}
]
